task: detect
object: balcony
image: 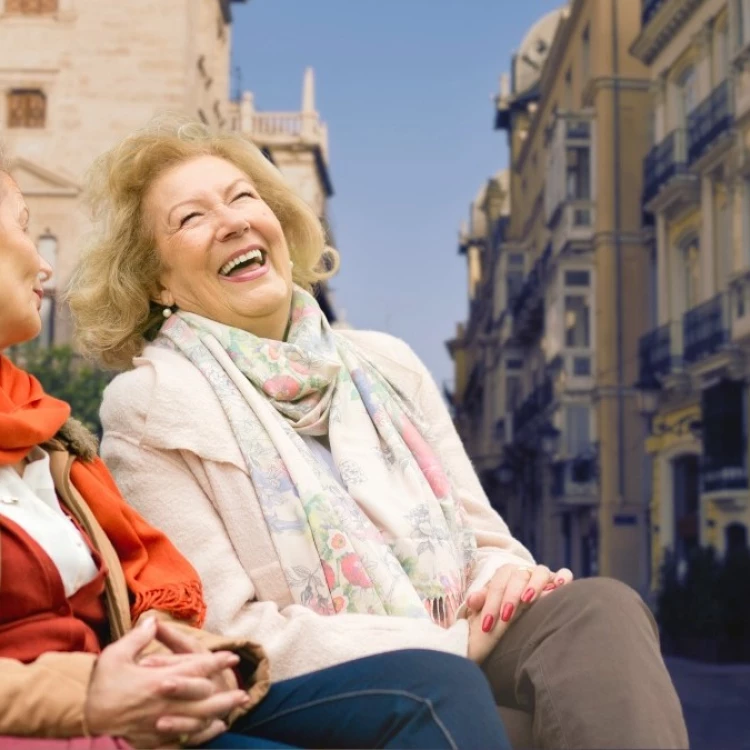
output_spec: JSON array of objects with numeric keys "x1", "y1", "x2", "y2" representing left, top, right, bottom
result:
[
  {"x1": 632, "y1": 0, "x2": 704, "y2": 66},
  {"x1": 513, "y1": 378, "x2": 554, "y2": 436},
  {"x1": 702, "y1": 466, "x2": 749, "y2": 494},
  {"x1": 638, "y1": 321, "x2": 683, "y2": 382},
  {"x1": 544, "y1": 111, "x2": 593, "y2": 227},
  {"x1": 551, "y1": 457, "x2": 598, "y2": 505},
  {"x1": 683, "y1": 293, "x2": 730, "y2": 365},
  {"x1": 511, "y1": 256, "x2": 546, "y2": 345},
  {"x1": 687, "y1": 80, "x2": 734, "y2": 167},
  {"x1": 550, "y1": 201, "x2": 595, "y2": 257},
  {"x1": 643, "y1": 129, "x2": 697, "y2": 211},
  {"x1": 641, "y1": 0, "x2": 665, "y2": 26},
  {"x1": 701, "y1": 379, "x2": 748, "y2": 501}
]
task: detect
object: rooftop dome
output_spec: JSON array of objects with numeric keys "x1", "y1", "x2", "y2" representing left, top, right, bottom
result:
[{"x1": 513, "y1": 7, "x2": 566, "y2": 95}]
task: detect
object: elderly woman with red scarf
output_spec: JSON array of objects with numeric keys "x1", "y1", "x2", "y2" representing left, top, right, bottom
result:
[{"x1": 0, "y1": 166, "x2": 511, "y2": 750}]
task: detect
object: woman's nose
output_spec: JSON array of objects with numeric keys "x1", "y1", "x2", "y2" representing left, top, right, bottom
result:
[
  {"x1": 38, "y1": 257, "x2": 53, "y2": 285},
  {"x1": 215, "y1": 205, "x2": 249, "y2": 241}
]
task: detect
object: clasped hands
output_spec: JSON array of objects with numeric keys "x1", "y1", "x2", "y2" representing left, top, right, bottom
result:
[
  {"x1": 84, "y1": 616, "x2": 250, "y2": 748},
  {"x1": 466, "y1": 563, "x2": 574, "y2": 664}
]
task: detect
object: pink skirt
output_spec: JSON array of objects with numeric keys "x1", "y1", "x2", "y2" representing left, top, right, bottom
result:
[{"x1": 0, "y1": 739, "x2": 133, "y2": 750}]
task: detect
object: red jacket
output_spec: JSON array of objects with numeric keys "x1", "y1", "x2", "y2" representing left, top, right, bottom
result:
[{"x1": 0, "y1": 514, "x2": 108, "y2": 663}]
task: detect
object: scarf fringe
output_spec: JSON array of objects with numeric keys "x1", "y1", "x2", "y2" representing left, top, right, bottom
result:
[
  {"x1": 132, "y1": 581, "x2": 207, "y2": 627},
  {"x1": 427, "y1": 592, "x2": 461, "y2": 628}
]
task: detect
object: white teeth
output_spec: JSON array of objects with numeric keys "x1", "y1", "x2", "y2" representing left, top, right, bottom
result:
[{"x1": 219, "y1": 249, "x2": 263, "y2": 276}]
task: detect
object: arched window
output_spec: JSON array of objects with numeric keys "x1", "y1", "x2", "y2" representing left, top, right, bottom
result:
[
  {"x1": 678, "y1": 233, "x2": 701, "y2": 314},
  {"x1": 672, "y1": 454, "x2": 700, "y2": 567}
]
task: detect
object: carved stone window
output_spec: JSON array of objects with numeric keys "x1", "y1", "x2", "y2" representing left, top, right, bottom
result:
[
  {"x1": 7, "y1": 89, "x2": 46, "y2": 128},
  {"x1": 5, "y1": 0, "x2": 58, "y2": 13}
]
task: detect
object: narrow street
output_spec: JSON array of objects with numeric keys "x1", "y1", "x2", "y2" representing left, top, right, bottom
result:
[{"x1": 666, "y1": 658, "x2": 750, "y2": 749}]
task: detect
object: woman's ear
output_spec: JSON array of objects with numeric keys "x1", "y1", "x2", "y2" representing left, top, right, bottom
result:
[{"x1": 156, "y1": 287, "x2": 174, "y2": 308}]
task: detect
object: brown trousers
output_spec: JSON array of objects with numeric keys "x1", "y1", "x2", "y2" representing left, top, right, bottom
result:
[{"x1": 481, "y1": 577, "x2": 689, "y2": 749}]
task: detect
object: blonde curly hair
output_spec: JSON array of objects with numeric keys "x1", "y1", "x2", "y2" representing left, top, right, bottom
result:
[{"x1": 66, "y1": 117, "x2": 338, "y2": 370}]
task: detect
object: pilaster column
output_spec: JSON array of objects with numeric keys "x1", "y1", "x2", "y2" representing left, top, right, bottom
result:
[
  {"x1": 656, "y1": 213, "x2": 670, "y2": 324},
  {"x1": 651, "y1": 74, "x2": 667, "y2": 143},
  {"x1": 692, "y1": 22, "x2": 714, "y2": 97},
  {"x1": 700, "y1": 174, "x2": 716, "y2": 301}
]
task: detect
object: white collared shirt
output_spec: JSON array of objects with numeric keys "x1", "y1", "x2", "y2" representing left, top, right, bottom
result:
[{"x1": 0, "y1": 448, "x2": 99, "y2": 597}]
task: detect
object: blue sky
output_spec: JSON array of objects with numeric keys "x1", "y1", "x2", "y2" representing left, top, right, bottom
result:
[{"x1": 232, "y1": 0, "x2": 562, "y2": 387}]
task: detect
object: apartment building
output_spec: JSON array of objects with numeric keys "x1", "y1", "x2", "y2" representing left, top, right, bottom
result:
[{"x1": 632, "y1": 0, "x2": 750, "y2": 584}]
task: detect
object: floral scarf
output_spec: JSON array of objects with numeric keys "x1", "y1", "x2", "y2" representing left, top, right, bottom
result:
[{"x1": 157, "y1": 288, "x2": 476, "y2": 627}]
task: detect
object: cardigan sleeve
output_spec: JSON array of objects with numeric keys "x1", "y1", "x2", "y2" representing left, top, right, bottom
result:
[
  {"x1": 101, "y1": 434, "x2": 470, "y2": 683},
  {"x1": 0, "y1": 652, "x2": 96, "y2": 737},
  {"x1": 382, "y1": 336, "x2": 537, "y2": 599}
]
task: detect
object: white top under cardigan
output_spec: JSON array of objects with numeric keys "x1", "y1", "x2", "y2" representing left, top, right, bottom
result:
[
  {"x1": 0, "y1": 448, "x2": 98, "y2": 597},
  {"x1": 100, "y1": 329, "x2": 536, "y2": 682}
]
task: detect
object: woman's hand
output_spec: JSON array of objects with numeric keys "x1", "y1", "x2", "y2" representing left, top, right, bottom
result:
[
  {"x1": 466, "y1": 564, "x2": 574, "y2": 664},
  {"x1": 84, "y1": 617, "x2": 250, "y2": 748},
  {"x1": 137, "y1": 620, "x2": 242, "y2": 746}
]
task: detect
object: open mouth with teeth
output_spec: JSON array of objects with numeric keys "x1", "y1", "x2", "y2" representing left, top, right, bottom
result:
[{"x1": 219, "y1": 248, "x2": 267, "y2": 278}]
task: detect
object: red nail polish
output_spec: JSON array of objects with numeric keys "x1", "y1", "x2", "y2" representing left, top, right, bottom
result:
[
  {"x1": 556, "y1": 578, "x2": 565, "y2": 586},
  {"x1": 521, "y1": 587, "x2": 535, "y2": 603},
  {"x1": 543, "y1": 583, "x2": 556, "y2": 591},
  {"x1": 482, "y1": 614, "x2": 494, "y2": 632},
  {"x1": 501, "y1": 603, "x2": 515, "y2": 622}
]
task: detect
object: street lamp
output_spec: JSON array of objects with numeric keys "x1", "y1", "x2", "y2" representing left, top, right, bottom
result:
[{"x1": 635, "y1": 372, "x2": 661, "y2": 418}]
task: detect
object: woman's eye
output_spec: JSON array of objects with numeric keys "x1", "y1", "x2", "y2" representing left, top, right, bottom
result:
[
  {"x1": 232, "y1": 191, "x2": 254, "y2": 201},
  {"x1": 179, "y1": 212, "x2": 201, "y2": 227}
]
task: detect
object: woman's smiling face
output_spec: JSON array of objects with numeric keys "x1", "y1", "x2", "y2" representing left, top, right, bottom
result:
[
  {"x1": 0, "y1": 173, "x2": 52, "y2": 350},
  {"x1": 145, "y1": 155, "x2": 294, "y2": 339}
]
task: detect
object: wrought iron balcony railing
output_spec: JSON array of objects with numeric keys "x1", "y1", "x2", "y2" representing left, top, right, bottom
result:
[
  {"x1": 638, "y1": 321, "x2": 681, "y2": 381},
  {"x1": 683, "y1": 293, "x2": 730, "y2": 365},
  {"x1": 641, "y1": 0, "x2": 667, "y2": 26},
  {"x1": 513, "y1": 378, "x2": 554, "y2": 436},
  {"x1": 687, "y1": 79, "x2": 734, "y2": 164},
  {"x1": 702, "y1": 465, "x2": 749, "y2": 493},
  {"x1": 643, "y1": 129, "x2": 689, "y2": 205}
]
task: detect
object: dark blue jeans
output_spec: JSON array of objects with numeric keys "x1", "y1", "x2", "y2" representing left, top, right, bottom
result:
[{"x1": 204, "y1": 650, "x2": 509, "y2": 749}]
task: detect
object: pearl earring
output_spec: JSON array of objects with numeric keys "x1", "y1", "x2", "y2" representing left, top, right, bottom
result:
[{"x1": 162, "y1": 307, "x2": 173, "y2": 319}]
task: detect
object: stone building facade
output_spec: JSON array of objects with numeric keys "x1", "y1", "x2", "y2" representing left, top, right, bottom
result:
[
  {"x1": 632, "y1": 0, "x2": 750, "y2": 585},
  {"x1": 450, "y1": 0, "x2": 654, "y2": 591},
  {"x1": 0, "y1": 0, "x2": 336, "y2": 341}
]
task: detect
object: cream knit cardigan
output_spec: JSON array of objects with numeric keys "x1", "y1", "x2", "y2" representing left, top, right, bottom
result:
[{"x1": 100, "y1": 329, "x2": 535, "y2": 682}]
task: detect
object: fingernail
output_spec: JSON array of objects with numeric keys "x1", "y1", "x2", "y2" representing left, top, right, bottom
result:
[
  {"x1": 138, "y1": 615, "x2": 156, "y2": 630},
  {"x1": 224, "y1": 653, "x2": 240, "y2": 664},
  {"x1": 501, "y1": 603, "x2": 515, "y2": 622},
  {"x1": 521, "y1": 587, "x2": 535, "y2": 603},
  {"x1": 156, "y1": 718, "x2": 172, "y2": 731},
  {"x1": 482, "y1": 614, "x2": 494, "y2": 632},
  {"x1": 556, "y1": 578, "x2": 565, "y2": 586},
  {"x1": 543, "y1": 583, "x2": 556, "y2": 591}
]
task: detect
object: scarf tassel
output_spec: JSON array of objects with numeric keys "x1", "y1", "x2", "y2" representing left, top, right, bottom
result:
[
  {"x1": 133, "y1": 581, "x2": 207, "y2": 627},
  {"x1": 427, "y1": 591, "x2": 461, "y2": 628}
]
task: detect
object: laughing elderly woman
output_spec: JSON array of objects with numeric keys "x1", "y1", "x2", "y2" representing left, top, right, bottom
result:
[
  {"x1": 0, "y1": 151, "x2": 511, "y2": 750},
  {"x1": 68, "y1": 119, "x2": 688, "y2": 750}
]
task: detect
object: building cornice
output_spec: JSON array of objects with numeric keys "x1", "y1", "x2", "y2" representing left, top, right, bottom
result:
[
  {"x1": 219, "y1": 0, "x2": 248, "y2": 23},
  {"x1": 629, "y1": 0, "x2": 704, "y2": 65}
]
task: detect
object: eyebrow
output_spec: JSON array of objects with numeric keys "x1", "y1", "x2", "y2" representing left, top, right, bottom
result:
[{"x1": 166, "y1": 177, "x2": 253, "y2": 225}]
